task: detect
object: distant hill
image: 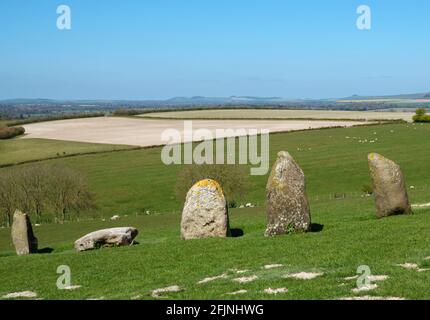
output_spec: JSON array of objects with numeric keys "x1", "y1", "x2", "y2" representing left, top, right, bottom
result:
[{"x1": 339, "y1": 92, "x2": 430, "y2": 101}]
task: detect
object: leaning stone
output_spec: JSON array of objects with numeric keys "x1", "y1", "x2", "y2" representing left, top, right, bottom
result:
[
  {"x1": 265, "y1": 151, "x2": 311, "y2": 236},
  {"x1": 368, "y1": 153, "x2": 412, "y2": 218},
  {"x1": 181, "y1": 179, "x2": 230, "y2": 240},
  {"x1": 74, "y1": 227, "x2": 138, "y2": 252},
  {"x1": 11, "y1": 210, "x2": 38, "y2": 255}
]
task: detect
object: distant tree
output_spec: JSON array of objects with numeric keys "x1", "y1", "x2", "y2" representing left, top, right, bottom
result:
[
  {"x1": 0, "y1": 171, "x2": 18, "y2": 227},
  {"x1": 0, "y1": 164, "x2": 95, "y2": 226},
  {"x1": 0, "y1": 126, "x2": 25, "y2": 139},
  {"x1": 49, "y1": 166, "x2": 95, "y2": 222},
  {"x1": 175, "y1": 164, "x2": 249, "y2": 207},
  {"x1": 413, "y1": 108, "x2": 430, "y2": 122}
]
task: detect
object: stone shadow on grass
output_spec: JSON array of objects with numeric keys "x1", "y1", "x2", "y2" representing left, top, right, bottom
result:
[
  {"x1": 37, "y1": 247, "x2": 54, "y2": 254},
  {"x1": 310, "y1": 223, "x2": 324, "y2": 233},
  {"x1": 230, "y1": 229, "x2": 244, "y2": 238}
]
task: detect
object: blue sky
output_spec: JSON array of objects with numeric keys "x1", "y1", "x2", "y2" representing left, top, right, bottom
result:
[{"x1": 0, "y1": 0, "x2": 429, "y2": 100}]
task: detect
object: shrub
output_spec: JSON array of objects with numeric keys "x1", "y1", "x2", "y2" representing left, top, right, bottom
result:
[
  {"x1": 113, "y1": 109, "x2": 144, "y2": 116},
  {"x1": 362, "y1": 184, "x2": 374, "y2": 195},
  {"x1": 175, "y1": 164, "x2": 249, "y2": 204},
  {"x1": 0, "y1": 126, "x2": 25, "y2": 139},
  {"x1": 413, "y1": 108, "x2": 430, "y2": 123}
]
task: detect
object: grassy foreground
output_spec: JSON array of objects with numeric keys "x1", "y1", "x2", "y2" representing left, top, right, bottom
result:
[{"x1": 1, "y1": 122, "x2": 430, "y2": 299}]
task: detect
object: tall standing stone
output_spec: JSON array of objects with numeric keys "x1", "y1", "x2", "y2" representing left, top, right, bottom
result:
[
  {"x1": 11, "y1": 210, "x2": 38, "y2": 255},
  {"x1": 265, "y1": 151, "x2": 311, "y2": 236},
  {"x1": 181, "y1": 179, "x2": 230, "y2": 240},
  {"x1": 368, "y1": 153, "x2": 412, "y2": 218}
]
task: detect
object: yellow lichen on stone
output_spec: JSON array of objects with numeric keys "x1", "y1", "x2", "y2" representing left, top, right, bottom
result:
[
  {"x1": 368, "y1": 153, "x2": 384, "y2": 162},
  {"x1": 194, "y1": 179, "x2": 225, "y2": 198}
]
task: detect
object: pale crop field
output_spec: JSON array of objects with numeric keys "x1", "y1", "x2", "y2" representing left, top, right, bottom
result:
[
  {"x1": 22, "y1": 117, "x2": 367, "y2": 147},
  {"x1": 139, "y1": 109, "x2": 414, "y2": 122}
]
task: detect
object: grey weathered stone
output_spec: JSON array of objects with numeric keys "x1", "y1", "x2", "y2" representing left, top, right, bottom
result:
[
  {"x1": 181, "y1": 179, "x2": 230, "y2": 240},
  {"x1": 265, "y1": 151, "x2": 311, "y2": 236},
  {"x1": 368, "y1": 153, "x2": 412, "y2": 218},
  {"x1": 11, "y1": 210, "x2": 38, "y2": 255},
  {"x1": 74, "y1": 227, "x2": 138, "y2": 252}
]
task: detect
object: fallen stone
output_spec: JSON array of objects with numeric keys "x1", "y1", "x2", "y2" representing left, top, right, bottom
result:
[{"x1": 74, "y1": 227, "x2": 138, "y2": 252}]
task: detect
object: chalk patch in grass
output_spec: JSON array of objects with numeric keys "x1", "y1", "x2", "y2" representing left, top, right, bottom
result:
[
  {"x1": 2, "y1": 291, "x2": 38, "y2": 299},
  {"x1": 234, "y1": 269, "x2": 249, "y2": 274},
  {"x1": 341, "y1": 296, "x2": 404, "y2": 301},
  {"x1": 418, "y1": 268, "x2": 430, "y2": 273},
  {"x1": 424, "y1": 257, "x2": 430, "y2": 261},
  {"x1": 87, "y1": 297, "x2": 105, "y2": 300},
  {"x1": 263, "y1": 264, "x2": 283, "y2": 270},
  {"x1": 264, "y1": 288, "x2": 288, "y2": 295},
  {"x1": 151, "y1": 285, "x2": 182, "y2": 298},
  {"x1": 225, "y1": 290, "x2": 247, "y2": 295},
  {"x1": 283, "y1": 272, "x2": 324, "y2": 280},
  {"x1": 345, "y1": 275, "x2": 388, "y2": 282},
  {"x1": 232, "y1": 275, "x2": 258, "y2": 283},
  {"x1": 198, "y1": 273, "x2": 228, "y2": 284},
  {"x1": 412, "y1": 203, "x2": 430, "y2": 209},
  {"x1": 396, "y1": 263, "x2": 418, "y2": 270},
  {"x1": 63, "y1": 285, "x2": 81, "y2": 290},
  {"x1": 351, "y1": 284, "x2": 378, "y2": 293},
  {"x1": 368, "y1": 275, "x2": 389, "y2": 282},
  {"x1": 131, "y1": 295, "x2": 141, "y2": 300}
]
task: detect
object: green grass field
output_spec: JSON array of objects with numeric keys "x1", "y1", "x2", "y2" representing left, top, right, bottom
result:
[
  {"x1": 1, "y1": 122, "x2": 430, "y2": 300},
  {"x1": 0, "y1": 138, "x2": 134, "y2": 166}
]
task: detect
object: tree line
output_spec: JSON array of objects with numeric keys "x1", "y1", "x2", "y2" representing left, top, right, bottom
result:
[
  {"x1": 0, "y1": 126, "x2": 25, "y2": 139},
  {"x1": 0, "y1": 164, "x2": 95, "y2": 227}
]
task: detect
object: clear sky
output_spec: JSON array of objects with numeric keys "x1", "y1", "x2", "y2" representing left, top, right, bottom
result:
[{"x1": 0, "y1": 0, "x2": 429, "y2": 100}]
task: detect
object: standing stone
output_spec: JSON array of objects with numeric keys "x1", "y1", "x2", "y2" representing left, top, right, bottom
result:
[
  {"x1": 181, "y1": 179, "x2": 230, "y2": 240},
  {"x1": 74, "y1": 227, "x2": 138, "y2": 252},
  {"x1": 11, "y1": 210, "x2": 38, "y2": 255},
  {"x1": 265, "y1": 151, "x2": 311, "y2": 236},
  {"x1": 368, "y1": 153, "x2": 412, "y2": 218}
]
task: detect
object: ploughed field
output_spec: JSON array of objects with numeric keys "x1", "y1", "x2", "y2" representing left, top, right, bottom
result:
[
  {"x1": 21, "y1": 116, "x2": 368, "y2": 147},
  {"x1": 1, "y1": 122, "x2": 430, "y2": 299},
  {"x1": 139, "y1": 109, "x2": 415, "y2": 122}
]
